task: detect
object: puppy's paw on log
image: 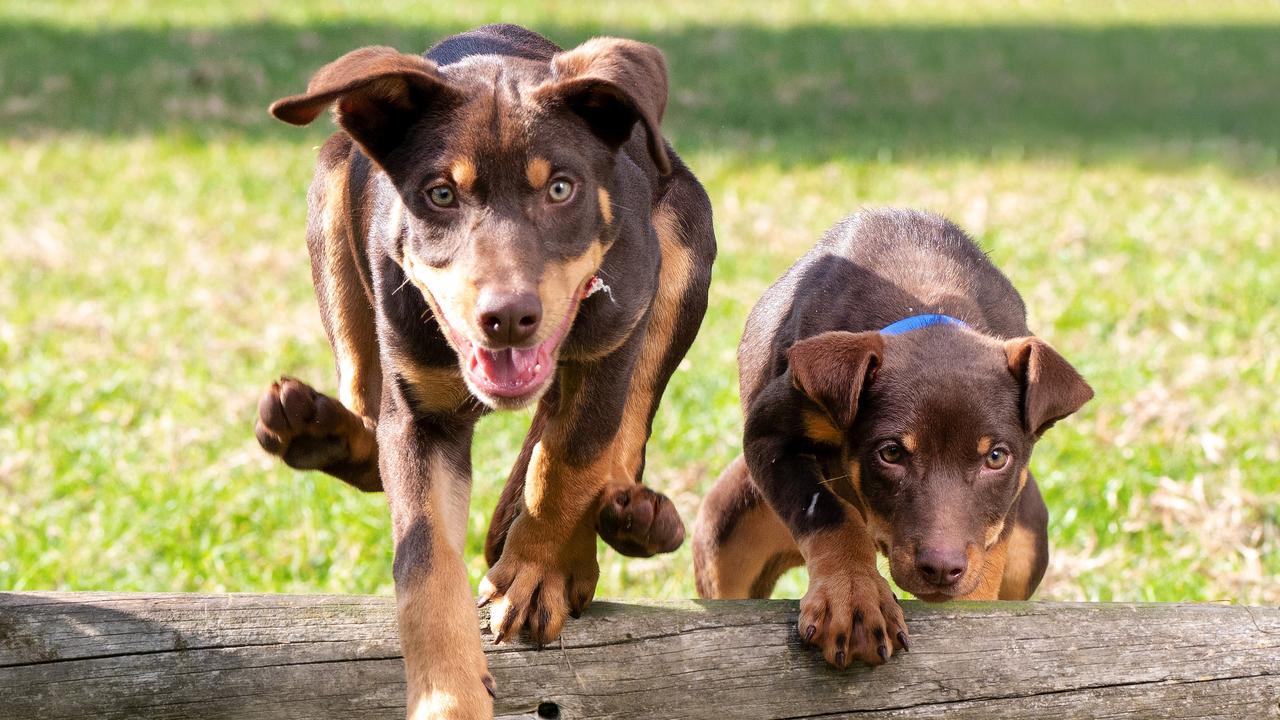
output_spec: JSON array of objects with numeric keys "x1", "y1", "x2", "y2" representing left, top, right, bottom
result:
[
  {"x1": 479, "y1": 522, "x2": 599, "y2": 646},
  {"x1": 596, "y1": 484, "x2": 686, "y2": 557},
  {"x1": 798, "y1": 567, "x2": 908, "y2": 669},
  {"x1": 254, "y1": 377, "x2": 377, "y2": 486}
]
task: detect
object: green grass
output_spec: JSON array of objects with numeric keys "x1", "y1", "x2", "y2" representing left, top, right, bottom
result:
[{"x1": 2, "y1": 1, "x2": 1277, "y2": 605}]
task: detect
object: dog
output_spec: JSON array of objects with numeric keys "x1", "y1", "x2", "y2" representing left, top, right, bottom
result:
[
  {"x1": 693, "y1": 208, "x2": 1091, "y2": 669},
  {"x1": 254, "y1": 24, "x2": 715, "y2": 717}
]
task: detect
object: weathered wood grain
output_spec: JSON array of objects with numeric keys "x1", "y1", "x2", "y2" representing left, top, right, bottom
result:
[{"x1": 0, "y1": 593, "x2": 1276, "y2": 719}]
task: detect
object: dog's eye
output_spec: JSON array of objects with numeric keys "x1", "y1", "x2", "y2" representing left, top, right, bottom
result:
[
  {"x1": 985, "y1": 448, "x2": 1010, "y2": 470},
  {"x1": 547, "y1": 178, "x2": 574, "y2": 203},
  {"x1": 426, "y1": 184, "x2": 456, "y2": 208},
  {"x1": 878, "y1": 443, "x2": 905, "y2": 465}
]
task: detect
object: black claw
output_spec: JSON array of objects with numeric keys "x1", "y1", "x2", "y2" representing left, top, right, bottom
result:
[
  {"x1": 835, "y1": 649, "x2": 846, "y2": 668},
  {"x1": 804, "y1": 624, "x2": 816, "y2": 643},
  {"x1": 878, "y1": 644, "x2": 889, "y2": 662},
  {"x1": 898, "y1": 631, "x2": 910, "y2": 652},
  {"x1": 483, "y1": 675, "x2": 497, "y2": 699}
]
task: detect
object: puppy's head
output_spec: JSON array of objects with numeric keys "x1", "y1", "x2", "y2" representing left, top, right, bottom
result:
[
  {"x1": 788, "y1": 325, "x2": 1092, "y2": 600},
  {"x1": 270, "y1": 38, "x2": 670, "y2": 409}
]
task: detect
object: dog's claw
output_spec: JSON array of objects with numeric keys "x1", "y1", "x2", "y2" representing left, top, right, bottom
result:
[
  {"x1": 804, "y1": 624, "x2": 816, "y2": 643},
  {"x1": 834, "y1": 649, "x2": 846, "y2": 668},
  {"x1": 877, "y1": 644, "x2": 889, "y2": 662},
  {"x1": 483, "y1": 674, "x2": 497, "y2": 699},
  {"x1": 898, "y1": 631, "x2": 910, "y2": 652}
]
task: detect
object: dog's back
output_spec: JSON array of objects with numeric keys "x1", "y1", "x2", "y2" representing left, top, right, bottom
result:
[{"x1": 739, "y1": 208, "x2": 1029, "y2": 410}]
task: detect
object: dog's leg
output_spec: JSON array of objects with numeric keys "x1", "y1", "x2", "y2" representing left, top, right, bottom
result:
[
  {"x1": 256, "y1": 139, "x2": 384, "y2": 491},
  {"x1": 745, "y1": 375, "x2": 908, "y2": 667},
  {"x1": 380, "y1": 405, "x2": 491, "y2": 719},
  {"x1": 694, "y1": 455, "x2": 802, "y2": 599},
  {"x1": 481, "y1": 342, "x2": 663, "y2": 644},
  {"x1": 485, "y1": 174, "x2": 716, "y2": 561}
]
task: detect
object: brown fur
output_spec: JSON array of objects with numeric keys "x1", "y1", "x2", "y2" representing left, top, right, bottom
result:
[
  {"x1": 694, "y1": 209, "x2": 1090, "y2": 669},
  {"x1": 256, "y1": 25, "x2": 715, "y2": 718}
]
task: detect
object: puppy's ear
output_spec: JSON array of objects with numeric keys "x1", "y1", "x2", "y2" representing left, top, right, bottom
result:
[
  {"x1": 269, "y1": 46, "x2": 462, "y2": 166},
  {"x1": 537, "y1": 38, "x2": 671, "y2": 175},
  {"x1": 787, "y1": 331, "x2": 884, "y2": 429},
  {"x1": 1004, "y1": 337, "x2": 1094, "y2": 437}
]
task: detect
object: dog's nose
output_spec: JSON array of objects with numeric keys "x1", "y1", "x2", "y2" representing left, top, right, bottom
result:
[
  {"x1": 916, "y1": 546, "x2": 968, "y2": 587},
  {"x1": 476, "y1": 290, "x2": 542, "y2": 346}
]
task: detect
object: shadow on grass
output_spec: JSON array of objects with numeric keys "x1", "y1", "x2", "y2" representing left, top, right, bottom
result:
[{"x1": 1, "y1": 19, "x2": 1278, "y2": 172}]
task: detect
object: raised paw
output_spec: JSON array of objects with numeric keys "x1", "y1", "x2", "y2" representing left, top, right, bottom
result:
[
  {"x1": 596, "y1": 483, "x2": 686, "y2": 557},
  {"x1": 798, "y1": 567, "x2": 908, "y2": 669},
  {"x1": 254, "y1": 377, "x2": 378, "y2": 487},
  {"x1": 478, "y1": 522, "x2": 599, "y2": 646}
]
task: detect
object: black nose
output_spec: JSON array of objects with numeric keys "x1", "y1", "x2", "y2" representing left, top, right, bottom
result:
[
  {"x1": 916, "y1": 546, "x2": 968, "y2": 587},
  {"x1": 476, "y1": 290, "x2": 542, "y2": 346}
]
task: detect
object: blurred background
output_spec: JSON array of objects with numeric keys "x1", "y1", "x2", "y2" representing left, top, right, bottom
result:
[{"x1": 1, "y1": 1, "x2": 1276, "y2": 604}]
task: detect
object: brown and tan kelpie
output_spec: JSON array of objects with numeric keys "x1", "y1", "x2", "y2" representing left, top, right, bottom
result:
[
  {"x1": 693, "y1": 208, "x2": 1091, "y2": 669},
  {"x1": 254, "y1": 24, "x2": 714, "y2": 717}
]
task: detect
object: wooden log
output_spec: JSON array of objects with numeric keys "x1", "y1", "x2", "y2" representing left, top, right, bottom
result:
[{"x1": 0, "y1": 592, "x2": 1276, "y2": 719}]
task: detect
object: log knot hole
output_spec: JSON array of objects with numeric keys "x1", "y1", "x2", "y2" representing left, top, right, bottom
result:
[{"x1": 537, "y1": 700, "x2": 561, "y2": 719}]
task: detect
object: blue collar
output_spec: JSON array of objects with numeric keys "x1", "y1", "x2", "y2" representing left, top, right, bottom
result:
[{"x1": 879, "y1": 314, "x2": 970, "y2": 336}]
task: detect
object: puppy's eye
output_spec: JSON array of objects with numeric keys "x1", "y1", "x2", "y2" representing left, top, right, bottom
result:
[
  {"x1": 547, "y1": 178, "x2": 574, "y2": 203},
  {"x1": 426, "y1": 184, "x2": 456, "y2": 208},
  {"x1": 878, "y1": 443, "x2": 905, "y2": 465},
  {"x1": 985, "y1": 448, "x2": 1010, "y2": 470}
]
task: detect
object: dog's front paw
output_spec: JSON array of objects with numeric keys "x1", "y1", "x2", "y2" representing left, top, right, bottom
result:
[
  {"x1": 798, "y1": 567, "x2": 908, "y2": 669},
  {"x1": 596, "y1": 483, "x2": 686, "y2": 557},
  {"x1": 479, "y1": 522, "x2": 598, "y2": 646},
  {"x1": 255, "y1": 376, "x2": 374, "y2": 471},
  {"x1": 405, "y1": 663, "x2": 495, "y2": 720}
]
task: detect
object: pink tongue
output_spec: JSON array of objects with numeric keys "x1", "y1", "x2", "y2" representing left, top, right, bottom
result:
[{"x1": 474, "y1": 345, "x2": 542, "y2": 389}]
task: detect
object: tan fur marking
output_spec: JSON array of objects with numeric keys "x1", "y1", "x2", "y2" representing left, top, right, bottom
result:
[
  {"x1": 403, "y1": 253, "x2": 479, "y2": 352},
  {"x1": 598, "y1": 187, "x2": 613, "y2": 224},
  {"x1": 901, "y1": 433, "x2": 917, "y2": 453},
  {"x1": 393, "y1": 355, "x2": 471, "y2": 415},
  {"x1": 803, "y1": 409, "x2": 843, "y2": 446},
  {"x1": 611, "y1": 206, "x2": 694, "y2": 479},
  {"x1": 961, "y1": 538, "x2": 1008, "y2": 601},
  {"x1": 526, "y1": 156, "x2": 551, "y2": 188},
  {"x1": 537, "y1": 241, "x2": 605, "y2": 345},
  {"x1": 319, "y1": 160, "x2": 372, "y2": 418},
  {"x1": 984, "y1": 519, "x2": 1006, "y2": 549},
  {"x1": 999, "y1": 524, "x2": 1039, "y2": 600},
  {"x1": 450, "y1": 158, "x2": 476, "y2": 191},
  {"x1": 977, "y1": 436, "x2": 992, "y2": 456},
  {"x1": 1018, "y1": 467, "x2": 1029, "y2": 494},
  {"x1": 706, "y1": 503, "x2": 801, "y2": 599}
]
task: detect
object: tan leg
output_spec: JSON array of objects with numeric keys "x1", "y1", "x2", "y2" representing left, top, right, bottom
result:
[
  {"x1": 380, "y1": 410, "x2": 491, "y2": 719},
  {"x1": 694, "y1": 455, "x2": 802, "y2": 599}
]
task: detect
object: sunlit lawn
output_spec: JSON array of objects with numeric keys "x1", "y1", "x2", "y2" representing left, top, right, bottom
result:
[{"x1": 2, "y1": 0, "x2": 1277, "y2": 605}]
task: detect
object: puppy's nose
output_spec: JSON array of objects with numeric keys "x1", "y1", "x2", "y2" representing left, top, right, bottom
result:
[
  {"x1": 916, "y1": 546, "x2": 968, "y2": 587},
  {"x1": 476, "y1": 289, "x2": 542, "y2": 346}
]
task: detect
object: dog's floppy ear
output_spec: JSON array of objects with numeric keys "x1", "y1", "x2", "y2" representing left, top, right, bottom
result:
[
  {"x1": 269, "y1": 46, "x2": 462, "y2": 166},
  {"x1": 537, "y1": 38, "x2": 672, "y2": 175},
  {"x1": 1004, "y1": 337, "x2": 1094, "y2": 437},
  {"x1": 787, "y1": 331, "x2": 884, "y2": 429}
]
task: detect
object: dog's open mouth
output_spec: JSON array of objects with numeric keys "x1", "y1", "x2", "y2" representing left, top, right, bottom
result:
[{"x1": 463, "y1": 333, "x2": 561, "y2": 399}]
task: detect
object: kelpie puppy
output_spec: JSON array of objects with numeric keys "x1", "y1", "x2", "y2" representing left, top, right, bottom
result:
[
  {"x1": 254, "y1": 24, "x2": 714, "y2": 717},
  {"x1": 693, "y1": 209, "x2": 1091, "y2": 669}
]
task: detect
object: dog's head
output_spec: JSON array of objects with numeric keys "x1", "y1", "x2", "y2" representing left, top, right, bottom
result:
[
  {"x1": 270, "y1": 38, "x2": 670, "y2": 409},
  {"x1": 788, "y1": 325, "x2": 1092, "y2": 600}
]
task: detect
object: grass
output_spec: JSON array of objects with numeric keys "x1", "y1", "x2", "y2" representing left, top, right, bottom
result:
[{"x1": 1, "y1": 0, "x2": 1277, "y2": 605}]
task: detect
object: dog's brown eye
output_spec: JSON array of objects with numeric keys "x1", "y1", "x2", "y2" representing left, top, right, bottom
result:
[
  {"x1": 547, "y1": 178, "x2": 574, "y2": 203},
  {"x1": 427, "y1": 184, "x2": 455, "y2": 208},
  {"x1": 878, "y1": 443, "x2": 904, "y2": 464},
  {"x1": 985, "y1": 448, "x2": 1010, "y2": 470}
]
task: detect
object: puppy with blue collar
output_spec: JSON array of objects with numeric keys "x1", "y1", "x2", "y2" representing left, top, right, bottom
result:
[{"x1": 693, "y1": 208, "x2": 1093, "y2": 669}]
